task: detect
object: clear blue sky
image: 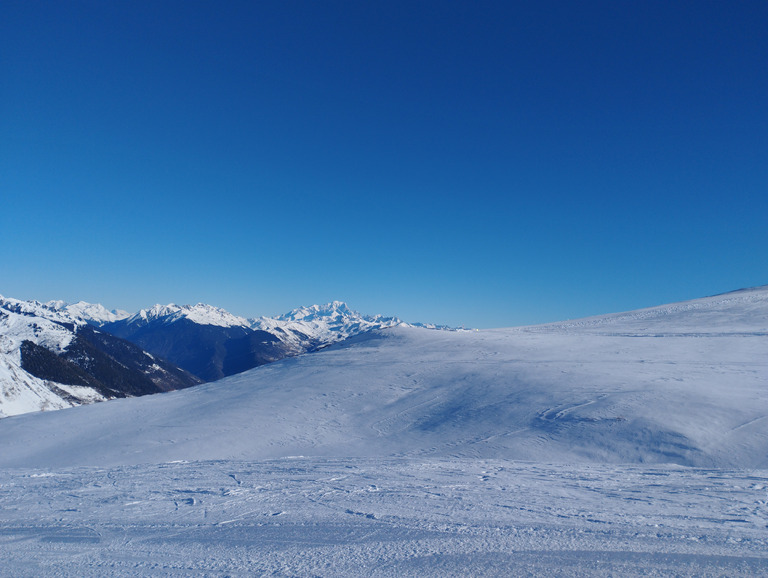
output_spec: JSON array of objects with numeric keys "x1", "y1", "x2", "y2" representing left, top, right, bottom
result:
[{"x1": 2, "y1": 1, "x2": 766, "y2": 328}]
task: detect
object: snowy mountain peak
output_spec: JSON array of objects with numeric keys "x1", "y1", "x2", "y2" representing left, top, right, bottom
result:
[
  {"x1": 0, "y1": 296, "x2": 83, "y2": 327},
  {"x1": 128, "y1": 303, "x2": 249, "y2": 328},
  {"x1": 132, "y1": 304, "x2": 181, "y2": 323},
  {"x1": 64, "y1": 301, "x2": 130, "y2": 325},
  {"x1": 181, "y1": 303, "x2": 250, "y2": 327},
  {"x1": 4, "y1": 298, "x2": 131, "y2": 326},
  {"x1": 277, "y1": 301, "x2": 361, "y2": 323},
  {"x1": 252, "y1": 301, "x2": 406, "y2": 352}
]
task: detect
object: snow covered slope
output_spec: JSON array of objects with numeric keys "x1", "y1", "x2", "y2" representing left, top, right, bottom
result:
[
  {"x1": 0, "y1": 296, "x2": 200, "y2": 417},
  {"x1": 0, "y1": 297, "x2": 100, "y2": 416},
  {"x1": 1, "y1": 286, "x2": 765, "y2": 468},
  {"x1": 0, "y1": 307, "x2": 104, "y2": 416},
  {"x1": 1, "y1": 287, "x2": 767, "y2": 576}
]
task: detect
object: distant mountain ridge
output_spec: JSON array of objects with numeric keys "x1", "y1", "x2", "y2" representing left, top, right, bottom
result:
[
  {"x1": 0, "y1": 296, "x2": 200, "y2": 417},
  {"x1": 47, "y1": 300, "x2": 130, "y2": 325},
  {"x1": 1, "y1": 294, "x2": 457, "y2": 417},
  {"x1": 102, "y1": 314, "x2": 286, "y2": 383},
  {"x1": 123, "y1": 303, "x2": 250, "y2": 329},
  {"x1": 251, "y1": 300, "x2": 408, "y2": 353},
  {"x1": 101, "y1": 300, "x2": 420, "y2": 381},
  {"x1": 49, "y1": 297, "x2": 450, "y2": 349}
]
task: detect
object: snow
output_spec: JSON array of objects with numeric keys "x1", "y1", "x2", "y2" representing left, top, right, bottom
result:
[
  {"x1": 2, "y1": 286, "x2": 766, "y2": 468},
  {"x1": 61, "y1": 301, "x2": 130, "y2": 324},
  {"x1": 0, "y1": 296, "x2": 128, "y2": 326},
  {"x1": 0, "y1": 306, "x2": 76, "y2": 355},
  {"x1": 251, "y1": 300, "x2": 407, "y2": 352},
  {"x1": 0, "y1": 295, "x2": 84, "y2": 328},
  {"x1": 0, "y1": 354, "x2": 75, "y2": 418},
  {"x1": 1, "y1": 286, "x2": 767, "y2": 574},
  {"x1": 277, "y1": 300, "x2": 360, "y2": 321},
  {"x1": 0, "y1": 301, "x2": 112, "y2": 417},
  {"x1": 181, "y1": 303, "x2": 250, "y2": 327},
  {"x1": 0, "y1": 307, "x2": 85, "y2": 417},
  {"x1": 53, "y1": 383, "x2": 108, "y2": 405},
  {"x1": 127, "y1": 303, "x2": 250, "y2": 328},
  {"x1": 121, "y1": 300, "x2": 441, "y2": 351},
  {"x1": 83, "y1": 298, "x2": 439, "y2": 355},
  {"x1": 0, "y1": 458, "x2": 766, "y2": 575}
]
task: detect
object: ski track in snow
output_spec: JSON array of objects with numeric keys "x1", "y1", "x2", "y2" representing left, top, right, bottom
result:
[{"x1": 1, "y1": 458, "x2": 767, "y2": 577}]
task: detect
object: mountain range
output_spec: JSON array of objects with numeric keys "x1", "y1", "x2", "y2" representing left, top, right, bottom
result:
[
  {"x1": 0, "y1": 296, "x2": 201, "y2": 417},
  {"x1": 100, "y1": 304, "x2": 289, "y2": 382},
  {"x1": 100, "y1": 300, "x2": 421, "y2": 381},
  {"x1": 0, "y1": 297, "x2": 426, "y2": 417}
]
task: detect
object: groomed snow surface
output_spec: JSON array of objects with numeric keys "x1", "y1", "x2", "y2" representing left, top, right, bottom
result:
[{"x1": 0, "y1": 287, "x2": 767, "y2": 575}]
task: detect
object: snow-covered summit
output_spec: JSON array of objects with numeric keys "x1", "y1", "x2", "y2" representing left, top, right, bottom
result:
[
  {"x1": 0, "y1": 297, "x2": 130, "y2": 327},
  {"x1": 275, "y1": 301, "x2": 361, "y2": 322},
  {"x1": 127, "y1": 303, "x2": 250, "y2": 328},
  {"x1": 251, "y1": 301, "x2": 405, "y2": 352},
  {"x1": 49, "y1": 300, "x2": 130, "y2": 325},
  {"x1": 0, "y1": 295, "x2": 84, "y2": 327},
  {"x1": 0, "y1": 300, "x2": 77, "y2": 355}
]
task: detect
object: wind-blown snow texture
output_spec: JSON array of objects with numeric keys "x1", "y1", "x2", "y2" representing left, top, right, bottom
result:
[{"x1": 0, "y1": 287, "x2": 766, "y2": 575}]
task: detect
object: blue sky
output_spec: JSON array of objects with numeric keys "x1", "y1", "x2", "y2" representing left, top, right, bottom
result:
[{"x1": 2, "y1": 1, "x2": 766, "y2": 328}]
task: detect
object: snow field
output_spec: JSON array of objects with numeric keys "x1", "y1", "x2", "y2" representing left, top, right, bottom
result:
[
  {"x1": 0, "y1": 458, "x2": 766, "y2": 576},
  {"x1": 1, "y1": 286, "x2": 767, "y2": 575},
  {"x1": 0, "y1": 311, "x2": 764, "y2": 468}
]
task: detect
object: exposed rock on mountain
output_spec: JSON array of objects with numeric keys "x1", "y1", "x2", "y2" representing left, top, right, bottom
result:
[{"x1": 0, "y1": 296, "x2": 200, "y2": 417}]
